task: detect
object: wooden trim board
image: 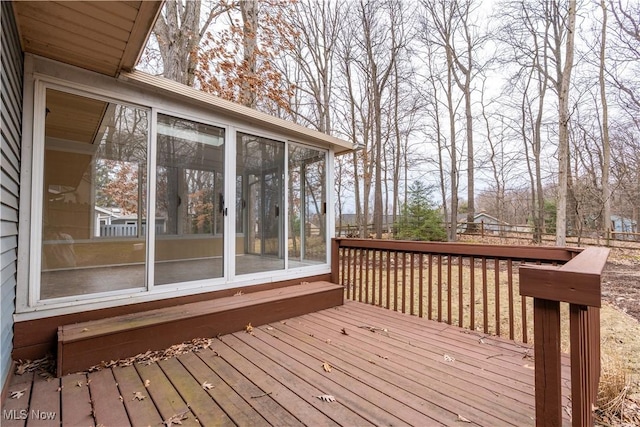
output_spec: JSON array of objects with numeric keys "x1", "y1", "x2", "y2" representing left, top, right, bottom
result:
[{"x1": 57, "y1": 281, "x2": 343, "y2": 376}]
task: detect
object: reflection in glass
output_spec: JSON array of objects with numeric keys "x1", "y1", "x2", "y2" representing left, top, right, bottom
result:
[
  {"x1": 41, "y1": 89, "x2": 148, "y2": 299},
  {"x1": 154, "y1": 114, "x2": 225, "y2": 284},
  {"x1": 288, "y1": 145, "x2": 327, "y2": 265},
  {"x1": 236, "y1": 133, "x2": 285, "y2": 274}
]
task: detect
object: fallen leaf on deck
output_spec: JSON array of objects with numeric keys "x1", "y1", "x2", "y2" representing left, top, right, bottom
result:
[
  {"x1": 76, "y1": 381, "x2": 83, "y2": 387},
  {"x1": 326, "y1": 339, "x2": 332, "y2": 344},
  {"x1": 119, "y1": 395, "x2": 123, "y2": 402},
  {"x1": 234, "y1": 291, "x2": 244, "y2": 296},
  {"x1": 202, "y1": 381, "x2": 214, "y2": 390},
  {"x1": 163, "y1": 410, "x2": 189, "y2": 427},
  {"x1": 132, "y1": 391, "x2": 146, "y2": 401},
  {"x1": 16, "y1": 363, "x2": 27, "y2": 375},
  {"x1": 56, "y1": 386, "x2": 63, "y2": 392},
  {"x1": 266, "y1": 326, "x2": 274, "y2": 331},
  {"x1": 457, "y1": 414, "x2": 471, "y2": 423},
  {"x1": 144, "y1": 379, "x2": 151, "y2": 387},
  {"x1": 245, "y1": 323, "x2": 254, "y2": 334},
  {"x1": 317, "y1": 394, "x2": 336, "y2": 402},
  {"x1": 341, "y1": 328, "x2": 349, "y2": 335},
  {"x1": 444, "y1": 354, "x2": 455, "y2": 362},
  {"x1": 82, "y1": 328, "x2": 90, "y2": 332},
  {"x1": 523, "y1": 364, "x2": 534, "y2": 370},
  {"x1": 322, "y1": 362, "x2": 332, "y2": 373},
  {"x1": 300, "y1": 281, "x2": 310, "y2": 285},
  {"x1": 10, "y1": 389, "x2": 26, "y2": 399}
]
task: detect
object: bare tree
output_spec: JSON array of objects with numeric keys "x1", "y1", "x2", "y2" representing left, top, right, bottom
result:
[
  {"x1": 149, "y1": 0, "x2": 234, "y2": 85},
  {"x1": 555, "y1": 0, "x2": 577, "y2": 246}
]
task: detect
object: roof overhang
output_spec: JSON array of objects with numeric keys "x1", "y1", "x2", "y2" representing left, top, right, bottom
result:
[
  {"x1": 12, "y1": 1, "x2": 163, "y2": 77},
  {"x1": 120, "y1": 70, "x2": 355, "y2": 154}
]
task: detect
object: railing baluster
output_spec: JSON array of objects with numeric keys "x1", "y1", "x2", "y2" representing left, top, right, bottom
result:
[
  {"x1": 447, "y1": 255, "x2": 452, "y2": 325},
  {"x1": 346, "y1": 247, "x2": 352, "y2": 300},
  {"x1": 364, "y1": 248, "x2": 370, "y2": 304},
  {"x1": 386, "y1": 250, "x2": 391, "y2": 310},
  {"x1": 419, "y1": 253, "x2": 424, "y2": 318},
  {"x1": 495, "y1": 258, "x2": 501, "y2": 336},
  {"x1": 410, "y1": 253, "x2": 415, "y2": 316},
  {"x1": 482, "y1": 257, "x2": 488, "y2": 334},
  {"x1": 458, "y1": 255, "x2": 463, "y2": 328},
  {"x1": 437, "y1": 254, "x2": 442, "y2": 323},
  {"x1": 371, "y1": 249, "x2": 376, "y2": 305},
  {"x1": 470, "y1": 256, "x2": 475, "y2": 331},
  {"x1": 402, "y1": 252, "x2": 407, "y2": 314},
  {"x1": 394, "y1": 251, "x2": 399, "y2": 311},
  {"x1": 378, "y1": 250, "x2": 383, "y2": 307},
  {"x1": 428, "y1": 254, "x2": 433, "y2": 320},
  {"x1": 508, "y1": 259, "x2": 514, "y2": 340},
  {"x1": 358, "y1": 248, "x2": 364, "y2": 302}
]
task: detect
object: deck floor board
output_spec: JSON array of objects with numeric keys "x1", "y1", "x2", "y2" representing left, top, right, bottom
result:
[{"x1": 2, "y1": 301, "x2": 572, "y2": 426}]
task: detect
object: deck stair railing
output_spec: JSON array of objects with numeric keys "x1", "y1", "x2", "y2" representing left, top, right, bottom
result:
[{"x1": 331, "y1": 238, "x2": 608, "y2": 427}]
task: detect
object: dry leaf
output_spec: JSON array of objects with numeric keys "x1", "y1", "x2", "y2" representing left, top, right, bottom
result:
[
  {"x1": 15, "y1": 363, "x2": 27, "y2": 375},
  {"x1": 322, "y1": 362, "x2": 332, "y2": 373},
  {"x1": 266, "y1": 327, "x2": 274, "y2": 331},
  {"x1": 234, "y1": 291, "x2": 244, "y2": 296},
  {"x1": 144, "y1": 379, "x2": 151, "y2": 387},
  {"x1": 317, "y1": 394, "x2": 336, "y2": 402},
  {"x1": 341, "y1": 328, "x2": 349, "y2": 335},
  {"x1": 300, "y1": 281, "x2": 310, "y2": 285},
  {"x1": 202, "y1": 381, "x2": 214, "y2": 390},
  {"x1": 56, "y1": 386, "x2": 63, "y2": 392},
  {"x1": 523, "y1": 364, "x2": 535, "y2": 370},
  {"x1": 457, "y1": 414, "x2": 471, "y2": 423},
  {"x1": 10, "y1": 389, "x2": 26, "y2": 399},
  {"x1": 76, "y1": 381, "x2": 83, "y2": 387},
  {"x1": 245, "y1": 323, "x2": 254, "y2": 334},
  {"x1": 132, "y1": 391, "x2": 146, "y2": 401},
  {"x1": 82, "y1": 328, "x2": 90, "y2": 332},
  {"x1": 163, "y1": 410, "x2": 189, "y2": 427},
  {"x1": 119, "y1": 395, "x2": 124, "y2": 402},
  {"x1": 444, "y1": 354, "x2": 455, "y2": 363},
  {"x1": 326, "y1": 339, "x2": 332, "y2": 344}
]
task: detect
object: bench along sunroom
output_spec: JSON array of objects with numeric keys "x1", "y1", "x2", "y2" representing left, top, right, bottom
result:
[{"x1": 11, "y1": 38, "x2": 352, "y2": 367}]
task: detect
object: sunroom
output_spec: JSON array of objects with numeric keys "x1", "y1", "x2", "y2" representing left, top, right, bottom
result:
[{"x1": 16, "y1": 55, "x2": 352, "y2": 323}]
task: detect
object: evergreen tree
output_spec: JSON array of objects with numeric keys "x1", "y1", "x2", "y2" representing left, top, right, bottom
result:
[{"x1": 395, "y1": 181, "x2": 447, "y2": 241}]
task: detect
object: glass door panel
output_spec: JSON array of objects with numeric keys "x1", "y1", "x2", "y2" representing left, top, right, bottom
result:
[
  {"x1": 40, "y1": 89, "x2": 149, "y2": 299},
  {"x1": 288, "y1": 145, "x2": 327, "y2": 266},
  {"x1": 236, "y1": 133, "x2": 284, "y2": 274},
  {"x1": 154, "y1": 114, "x2": 225, "y2": 285}
]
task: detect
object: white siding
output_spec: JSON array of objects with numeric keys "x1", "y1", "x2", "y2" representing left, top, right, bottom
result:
[{"x1": 1, "y1": 0, "x2": 23, "y2": 387}]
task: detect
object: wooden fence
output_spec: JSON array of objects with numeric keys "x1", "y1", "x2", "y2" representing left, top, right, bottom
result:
[{"x1": 331, "y1": 238, "x2": 609, "y2": 427}]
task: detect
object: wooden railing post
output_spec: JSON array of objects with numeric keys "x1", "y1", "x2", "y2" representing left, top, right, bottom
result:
[
  {"x1": 533, "y1": 298, "x2": 563, "y2": 426},
  {"x1": 521, "y1": 247, "x2": 609, "y2": 427},
  {"x1": 331, "y1": 238, "x2": 340, "y2": 284}
]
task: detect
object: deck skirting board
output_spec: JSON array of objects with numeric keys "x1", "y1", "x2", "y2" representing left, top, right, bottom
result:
[{"x1": 57, "y1": 281, "x2": 343, "y2": 375}]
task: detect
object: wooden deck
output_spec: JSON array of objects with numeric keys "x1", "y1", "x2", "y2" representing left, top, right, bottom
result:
[{"x1": 2, "y1": 301, "x2": 571, "y2": 426}]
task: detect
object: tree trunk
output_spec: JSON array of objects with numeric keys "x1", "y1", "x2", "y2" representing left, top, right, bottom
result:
[
  {"x1": 555, "y1": 0, "x2": 576, "y2": 246},
  {"x1": 600, "y1": 0, "x2": 611, "y2": 239}
]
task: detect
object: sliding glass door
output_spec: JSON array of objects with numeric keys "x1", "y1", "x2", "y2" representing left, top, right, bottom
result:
[{"x1": 236, "y1": 133, "x2": 285, "y2": 274}]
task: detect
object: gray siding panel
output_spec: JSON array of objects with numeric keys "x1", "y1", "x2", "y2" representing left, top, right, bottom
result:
[{"x1": 1, "y1": 0, "x2": 23, "y2": 388}]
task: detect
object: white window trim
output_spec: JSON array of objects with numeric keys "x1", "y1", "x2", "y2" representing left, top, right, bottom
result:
[{"x1": 15, "y1": 55, "x2": 334, "y2": 320}]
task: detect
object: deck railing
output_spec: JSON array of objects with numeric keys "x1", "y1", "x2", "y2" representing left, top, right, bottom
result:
[
  {"x1": 331, "y1": 238, "x2": 608, "y2": 427},
  {"x1": 520, "y1": 246, "x2": 609, "y2": 427}
]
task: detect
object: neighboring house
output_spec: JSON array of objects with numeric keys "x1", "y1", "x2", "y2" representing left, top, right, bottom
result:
[
  {"x1": 1, "y1": 1, "x2": 353, "y2": 391},
  {"x1": 610, "y1": 215, "x2": 637, "y2": 234},
  {"x1": 457, "y1": 212, "x2": 511, "y2": 234}
]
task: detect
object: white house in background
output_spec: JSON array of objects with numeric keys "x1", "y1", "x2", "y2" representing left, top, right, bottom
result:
[{"x1": 457, "y1": 212, "x2": 512, "y2": 234}]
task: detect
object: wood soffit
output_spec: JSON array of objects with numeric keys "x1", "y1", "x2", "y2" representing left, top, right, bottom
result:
[{"x1": 12, "y1": 1, "x2": 164, "y2": 77}]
